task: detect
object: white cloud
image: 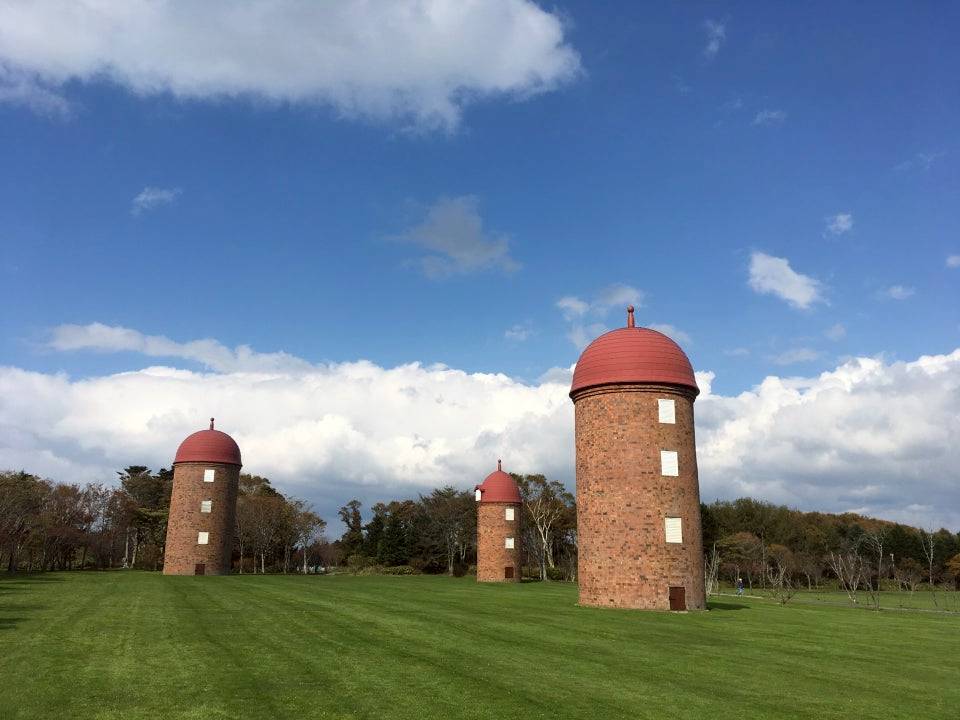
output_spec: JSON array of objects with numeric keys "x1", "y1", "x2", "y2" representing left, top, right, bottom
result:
[
  {"x1": 946, "y1": 255, "x2": 960, "y2": 269},
  {"x1": 647, "y1": 324, "x2": 692, "y2": 345},
  {"x1": 556, "y1": 284, "x2": 645, "y2": 349},
  {"x1": 696, "y1": 349, "x2": 960, "y2": 531},
  {"x1": 894, "y1": 152, "x2": 943, "y2": 173},
  {"x1": 131, "y1": 187, "x2": 182, "y2": 216},
  {"x1": 770, "y1": 348, "x2": 821, "y2": 365},
  {"x1": 0, "y1": 66, "x2": 71, "y2": 118},
  {"x1": 0, "y1": 0, "x2": 581, "y2": 131},
  {"x1": 703, "y1": 20, "x2": 726, "y2": 60},
  {"x1": 748, "y1": 252, "x2": 824, "y2": 309},
  {"x1": 6, "y1": 324, "x2": 960, "y2": 530},
  {"x1": 594, "y1": 283, "x2": 644, "y2": 310},
  {"x1": 752, "y1": 109, "x2": 787, "y2": 126},
  {"x1": 884, "y1": 285, "x2": 915, "y2": 301},
  {"x1": 825, "y1": 212, "x2": 853, "y2": 236},
  {"x1": 555, "y1": 296, "x2": 589, "y2": 319},
  {"x1": 825, "y1": 323, "x2": 846, "y2": 341},
  {"x1": 723, "y1": 347, "x2": 750, "y2": 357},
  {"x1": 504, "y1": 324, "x2": 531, "y2": 342},
  {"x1": 48, "y1": 322, "x2": 312, "y2": 374},
  {"x1": 397, "y1": 196, "x2": 519, "y2": 278}
]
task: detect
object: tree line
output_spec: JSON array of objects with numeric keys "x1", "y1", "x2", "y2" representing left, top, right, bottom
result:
[
  {"x1": 702, "y1": 497, "x2": 960, "y2": 605},
  {"x1": 3, "y1": 468, "x2": 959, "y2": 597},
  {"x1": 333, "y1": 474, "x2": 576, "y2": 579},
  {"x1": 0, "y1": 468, "x2": 327, "y2": 574}
]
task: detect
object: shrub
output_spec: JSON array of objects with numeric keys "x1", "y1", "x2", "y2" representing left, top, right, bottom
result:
[{"x1": 381, "y1": 565, "x2": 419, "y2": 576}]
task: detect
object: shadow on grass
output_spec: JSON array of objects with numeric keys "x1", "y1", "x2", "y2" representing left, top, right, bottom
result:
[
  {"x1": 708, "y1": 601, "x2": 750, "y2": 611},
  {"x1": 0, "y1": 604, "x2": 47, "y2": 631}
]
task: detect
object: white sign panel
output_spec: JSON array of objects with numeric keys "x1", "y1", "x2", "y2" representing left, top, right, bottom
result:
[
  {"x1": 658, "y1": 398, "x2": 676, "y2": 424},
  {"x1": 665, "y1": 517, "x2": 683, "y2": 544},
  {"x1": 660, "y1": 450, "x2": 679, "y2": 477}
]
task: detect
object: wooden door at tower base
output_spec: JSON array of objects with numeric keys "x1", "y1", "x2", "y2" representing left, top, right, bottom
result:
[
  {"x1": 669, "y1": 585, "x2": 685, "y2": 610},
  {"x1": 194, "y1": 563, "x2": 206, "y2": 576},
  {"x1": 504, "y1": 566, "x2": 514, "y2": 579}
]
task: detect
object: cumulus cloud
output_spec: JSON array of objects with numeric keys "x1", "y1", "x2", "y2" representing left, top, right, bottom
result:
[
  {"x1": 555, "y1": 284, "x2": 645, "y2": 349},
  {"x1": 825, "y1": 323, "x2": 846, "y2": 341},
  {"x1": 946, "y1": 255, "x2": 960, "y2": 269},
  {"x1": 894, "y1": 152, "x2": 943, "y2": 173},
  {"x1": 504, "y1": 323, "x2": 532, "y2": 342},
  {"x1": 647, "y1": 324, "x2": 692, "y2": 345},
  {"x1": 0, "y1": 0, "x2": 580, "y2": 130},
  {"x1": 770, "y1": 348, "x2": 821, "y2": 365},
  {"x1": 131, "y1": 187, "x2": 181, "y2": 216},
  {"x1": 0, "y1": 66, "x2": 71, "y2": 118},
  {"x1": 556, "y1": 296, "x2": 589, "y2": 319},
  {"x1": 703, "y1": 20, "x2": 726, "y2": 59},
  {"x1": 396, "y1": 196, "x2": 519, "y2": 278},
  {"x1": 5, "y1": 324, "x2": 960, "y2": 530},
  {"x1": 48, "y1": 322, "x2": 312, "y2": 373},
  {"x1": 884, "y1": 285, "x2": 915, "y2": 301},
  {"x1": 825, "y1": 212, "x2": 853, "y2": 236},
  {"x1": 695, "y1": 349, "x2": 960, "y2": 531},
  {"x1": 752, "y1": 109, "x2": 787, "y2": 126},
  {"x1": 748, "y1": 252, "x2": 824, "y2": 309}
]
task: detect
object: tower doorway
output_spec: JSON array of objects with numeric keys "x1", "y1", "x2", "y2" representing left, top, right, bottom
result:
[{"x1": 669, "y1": 586, "x2": 686, "y2": 610}]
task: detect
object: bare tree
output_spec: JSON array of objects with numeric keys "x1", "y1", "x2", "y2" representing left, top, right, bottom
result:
[
  {"x1": 828, "y1": 548, "x2": 865, "y2": 604},
  {"x1": 516, "y1": 474, "x2": 573, "y2": 580},
  {"x1": 290, "y1": 500, "x2": 325, "y2": 574},
  {"x1": 919, "y1": 528, "x2": 939, "y2": 608},
  {"x1": 704, "y1": 543, "x2": 721, "y2": 597},
  {"x1": 766, "y1": 544, "x2": 796, "y2": 605}
]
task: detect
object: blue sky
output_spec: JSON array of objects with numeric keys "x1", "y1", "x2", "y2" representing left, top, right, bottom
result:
[{"x1": 1, "y1": 1, "x2": 958, "y2": 529}]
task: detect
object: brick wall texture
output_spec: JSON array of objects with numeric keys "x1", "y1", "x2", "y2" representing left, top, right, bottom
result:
[
  {"x1": 163, "y1": 462, "x2": 239, "y2": 575},
  {"x1": 573, "y1": 383, "x2": 706, "y2": 610},
  {"x1": 476, "y1": 501, "x2": 522, "y2": 582}
]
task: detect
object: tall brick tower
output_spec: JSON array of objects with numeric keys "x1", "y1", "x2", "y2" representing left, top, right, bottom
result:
[
  {"x1": 474, "y1": 460, "x2": 522, "y2": 582},
  {"x1": 163, "y1": 418, "x2": 241, "y2": 576},
  {"x1": 570, "y1": 307, "x2": 705, "y2": 610}
]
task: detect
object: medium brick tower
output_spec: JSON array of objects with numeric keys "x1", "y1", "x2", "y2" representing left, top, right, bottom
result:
[
  {"x1": 163, "y1": 418, "x2": 242, "y2": 576},
  {"x1": 475, "y1": 460, "x2": 522, "y2": 582},
  {"x1": 570, "y1": 307, "x2": 705, "y2": 610}
]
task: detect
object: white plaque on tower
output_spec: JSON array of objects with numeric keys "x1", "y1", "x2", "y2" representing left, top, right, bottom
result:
[
  {"x1": 660, "y1": 450, "x2": 679, "y2": 476},
  {"x1": 664, "y1": 517, "x2": 683, "y2": 544},
  {"x1": 658, "y1": 398, "x2": 676, "y2": 424}
]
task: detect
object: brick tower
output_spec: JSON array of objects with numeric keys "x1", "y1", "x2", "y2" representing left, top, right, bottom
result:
[
  {"x1": 163, "y1": 418, "x2": 241, "y2": 576},
  {"x1": 570, "y1": 307, "x2": 705, "y2": 610},
  {"x1": 474, "y1": 460, "x2": 522, "y2": 582}
]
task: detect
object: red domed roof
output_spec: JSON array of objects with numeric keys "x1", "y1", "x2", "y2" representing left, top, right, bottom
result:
[
  {"x1": 173, "y1": 419, "x2": 242, "y2": 466},
  {"x1": 475, "y1": 460, "x2": 522, "y2": 503},
  {"x1": 570, "y1": 307, "x2": 698, "y2": 397}
]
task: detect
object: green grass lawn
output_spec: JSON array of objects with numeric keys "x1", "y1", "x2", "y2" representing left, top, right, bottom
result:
[
  {"x1": 717, "y1": 586, "x2": 960, "y2": 611},
  {"x1": 1, "y1": 572, "x2": 957, "y2": 720}
]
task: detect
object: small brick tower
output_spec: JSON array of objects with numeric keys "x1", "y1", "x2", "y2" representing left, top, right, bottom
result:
[
  {"x1": 570, "y1": 307, "x2": 705, "y2": 610},
  {"x1": 163, "y1": 418, "x2": 241, "y2": 576},
  {"x1": 475, "y1": 460, "x2": 522, "y2": 582}
]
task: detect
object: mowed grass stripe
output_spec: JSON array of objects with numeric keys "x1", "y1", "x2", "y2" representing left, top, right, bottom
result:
[{"x1": 1, "y1": 573, "x2": 958, "y2": 719}]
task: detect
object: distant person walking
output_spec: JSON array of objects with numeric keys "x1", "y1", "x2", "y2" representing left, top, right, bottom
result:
[{"x1": 736, "y1": 577, "x2": 744, "y2": 596}]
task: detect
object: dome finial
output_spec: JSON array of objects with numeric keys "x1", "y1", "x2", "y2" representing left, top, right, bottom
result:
[
  {"x1": 626, "y1": 305, "x2": 635, "y2": 328},
  {"x1": 209, "y1": 417, "x2": 215, "y2": 430},
  {"x1": 498, "y1": 458, "x2": 502, "y2": 471}
]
